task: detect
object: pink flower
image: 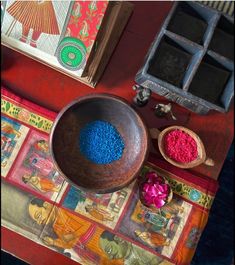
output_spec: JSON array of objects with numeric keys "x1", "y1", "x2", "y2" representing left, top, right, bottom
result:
[{"x1": 140, "y1": 171, "x2": 171, "y2": 209}]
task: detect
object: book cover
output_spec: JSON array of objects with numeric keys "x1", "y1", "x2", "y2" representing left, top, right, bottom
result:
[{"x1": 1, "y1": 1, "x2": 108, "y2": 82}]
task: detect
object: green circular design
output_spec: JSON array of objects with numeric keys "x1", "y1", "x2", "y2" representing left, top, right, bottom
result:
[
  {"x1": 189, "y1": 189, "x2": 201, "y2": 201},
  {"x1": 60, "y1": 45, "x2": 83, "y2": 68},
  {"x1": 56, "y1": 37, "x2": 86, "y2": 71}
]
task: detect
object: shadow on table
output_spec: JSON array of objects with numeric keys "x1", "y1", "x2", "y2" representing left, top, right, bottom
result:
[
  {"x1": 191, "y1": 142, "x2": 234, "y2": 265},
  {"x1": 1, "y1": 251, "x2": 29, "y2": 265}
]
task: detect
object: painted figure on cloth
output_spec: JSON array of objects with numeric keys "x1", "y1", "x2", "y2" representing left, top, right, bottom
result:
[
  {"x1": 28, "y1": 198, "x2": 99, "y2": 264},
  {"x1": 22, "y1": 173, "x2": 61, "y2": 193},
  {"x1": 6, "y1": 0, "x2": 60, "y2": 48},
  {"x1": 137, "y1": 210, "x2": 169, "y2": 235},
  {"x1": 1, "y1": 120, "x2": 21, "y2": 138},
  {"x1": 1, "y1": 119, "x2": 22, "y2": 169},
  {"x1": 85, "y1": 204, "x2": 114, "y2": 222},
  {"x1": 26, "y1": 152, "x2": 55, "y2": 176},
  {"x1": 99, "y1": 230, "x2": 168, "y2": 265},
  {"x1": 62, "y1": 183, "x2": 134, "y2": 230},
  {"x1": 134, "y1": 230, "x2": 170, "y2": 248},
  {"x1": 135, "y1": 199, "x2": 184, "y2": 236},
  {"x1": 85, "y1": 192, "x2": 112, "y2": 207},
  {"x1": 109, "y1": 190, "x2": 128, "y2": 213},
  {"x1": 161, "y1": 202, "x2": 184, "y2": 215},
  {"x1": 1, "y1": 135, "x2": 16, "y2": 167},
  {"x1": 23, "y1": 138, "x2": 57, "y2": 177},
  {"x1": 33, "y1": 139, "x2": 49, "y2": 153}
]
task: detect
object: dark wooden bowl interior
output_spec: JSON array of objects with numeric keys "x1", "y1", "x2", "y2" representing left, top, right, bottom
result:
[{"x1": 50, "y1": 94, "x2": 149, "y2": 193}]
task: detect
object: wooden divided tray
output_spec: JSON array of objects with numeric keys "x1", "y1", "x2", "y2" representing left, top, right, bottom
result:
[{"x1": 136, "y1": 1, "x2": 234, "y2": 114}]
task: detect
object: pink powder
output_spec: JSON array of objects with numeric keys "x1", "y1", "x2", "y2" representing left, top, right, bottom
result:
[{"x1": 164, "y1": 129, "x2": 198, "y2": 163}]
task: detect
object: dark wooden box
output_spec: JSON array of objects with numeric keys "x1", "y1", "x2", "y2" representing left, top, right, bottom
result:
[{"x1": 135, "y1": 1, "x2": 234, "y2": 114}]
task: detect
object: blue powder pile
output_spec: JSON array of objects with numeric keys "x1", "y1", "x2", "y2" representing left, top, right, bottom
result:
[{"x1": 79, "y1": 120, "x2": 125, "y2": 164}]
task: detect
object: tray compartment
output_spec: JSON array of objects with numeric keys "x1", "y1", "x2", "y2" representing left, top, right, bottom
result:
[
  {"x1": 147, "y1": 34, "x2": 201, "y2": 88},
  {"x1": 166, "y1": 2, "x2": 216, "y2": 45},
  {"x1": 188, "y1": 52, "x2": 233, "y2": 109},
  {"x1": 208, "y1": 15, "x2": 234, "y2": 60}
]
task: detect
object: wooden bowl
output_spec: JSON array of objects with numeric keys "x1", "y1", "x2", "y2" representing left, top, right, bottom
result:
[
  {"x1": 150, "y1": 126, "x2": 214, "y2": 169},
  {"x1": 49, "y1": 94, "x2": 150, "y2": 193}
]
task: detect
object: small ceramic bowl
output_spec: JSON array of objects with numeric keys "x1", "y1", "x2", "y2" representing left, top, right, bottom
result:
[{"x1": 150, "y1": 126, "x2": 214, "y2": 169}]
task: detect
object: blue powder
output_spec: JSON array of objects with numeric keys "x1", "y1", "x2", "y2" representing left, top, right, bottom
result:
[{"x1": 79, "y1": 120, "x2": 125, "y2": 164}]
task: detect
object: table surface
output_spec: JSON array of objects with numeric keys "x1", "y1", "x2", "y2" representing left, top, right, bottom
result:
[{"x1": 1, "y1": 2, "x2": 234, "y2": 265}]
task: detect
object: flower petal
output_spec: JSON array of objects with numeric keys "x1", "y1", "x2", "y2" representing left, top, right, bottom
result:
[
  {"x1": 143, "y1": 193, "x2": 154, "y2": 205},
  {"x1": 157, "y1": 193, "x2": 167, "y2": 200},
  {"x1": 156, "y1": 184, "x2": 164, "y2": 193},
  {"x1": 153, "y1": 197, "x2": 166, "y2": 208},
  {"x1": 146, "y1": 172, "x2": 158, "y2": 183},
  {"x1": 143, "y1": 183, "x2": 151, "y2": 192}
]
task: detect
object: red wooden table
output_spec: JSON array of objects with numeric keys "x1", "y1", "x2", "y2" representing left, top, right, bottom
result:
[{"x1": 1, "y1": 2, "x2": 234, "y2": 265}]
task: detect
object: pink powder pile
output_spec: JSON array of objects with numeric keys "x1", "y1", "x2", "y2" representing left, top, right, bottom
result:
[{"x1": 164, "y1": 129, "x2": 198, "y2": 163}]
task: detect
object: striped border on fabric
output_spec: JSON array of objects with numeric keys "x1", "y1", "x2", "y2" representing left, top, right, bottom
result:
[
  {"x1": 142, "y1": 164, "x2": 216, "y2": 210},
  {"x1": 198, "y1": 1, "x2": 234, "y2": 17},
  {"x1": 1, "y1": 97, "x2": 54, "y2": 133}
]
